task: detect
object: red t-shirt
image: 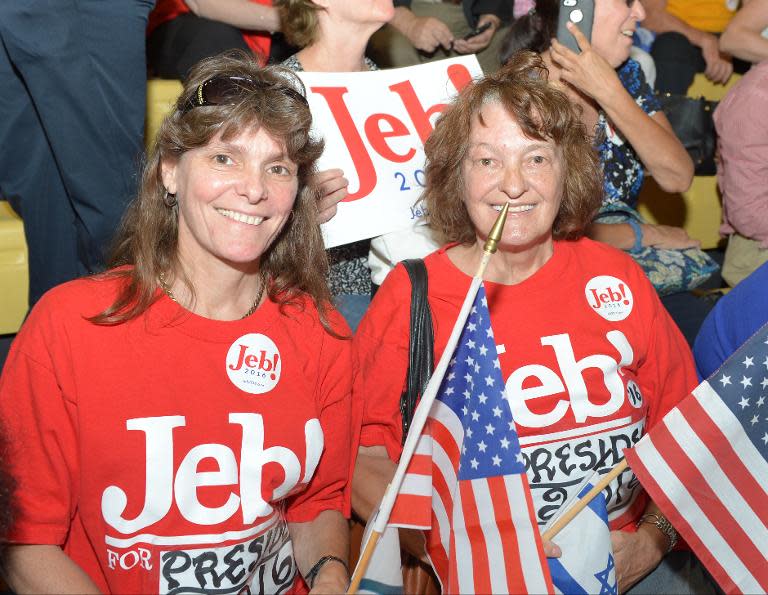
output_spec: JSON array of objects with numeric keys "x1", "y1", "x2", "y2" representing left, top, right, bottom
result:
[
  {"x1": 148, "y1": 0, "x2": 272, "y2": 64},
  {"x1": 355, "y1": 238, "x2": 698, "y2": 531},
  {"x1": 1, "y1": 274, "x2": 353, "y2": 593}
]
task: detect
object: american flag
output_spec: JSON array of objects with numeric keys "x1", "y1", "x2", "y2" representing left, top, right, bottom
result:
[
  {"x1": 625, "y1": 325, "x2": 768, "y2": 594},
  {"x1": 389, "y1": 285, "x2": 553, "y2": 594}
]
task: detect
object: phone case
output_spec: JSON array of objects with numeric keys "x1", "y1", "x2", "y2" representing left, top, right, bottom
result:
[
  {"x1": 463, "y1": 21, "x2": 492, "y2": 40},
  {"x1": 555, "y1": 0, "x2": 594, "y2": 53}
]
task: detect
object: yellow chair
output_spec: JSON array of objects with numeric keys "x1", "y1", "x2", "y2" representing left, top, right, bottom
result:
[
  {"x1": 638, "y1": 73, "x2": 742, "y2": 250},
  {"x1": 0, "y1": 201, "x2": 28, "y2": 334},
  {"x1": 145, "y1": 79, "x2": 184, "y2": 149}
]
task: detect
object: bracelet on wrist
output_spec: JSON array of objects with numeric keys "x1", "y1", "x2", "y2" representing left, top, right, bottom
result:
[
  {"x1": 636, "y1": 513, "x2": 679, "y2": 554},
  {"x1": 627, "y1": 219, "x2": 644, "y2": 253},
  {"x1": 306, "y1": 554, "x2": 349, "y2": 588}
]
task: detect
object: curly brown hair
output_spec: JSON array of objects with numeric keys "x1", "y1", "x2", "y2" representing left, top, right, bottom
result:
[
  {"x1": 91, "y1": 51, "x2": 336, "y2": 331},
  {"x1": 276, "y1": 0, "x2": 324, "y2": 48},
  {"x1": 424, "y1": 50, "x2": 602, "y2": 245}
]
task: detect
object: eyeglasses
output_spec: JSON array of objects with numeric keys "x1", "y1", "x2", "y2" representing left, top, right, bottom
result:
[{"x1": 180, "y1": 75, "x2": 308, "y2": 114}]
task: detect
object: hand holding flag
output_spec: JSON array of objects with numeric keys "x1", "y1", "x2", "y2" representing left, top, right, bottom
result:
[
  {"x1": 545, "y1": 472, "x2": 618, "y2": 595},
  {"x1": 385, "y1": 283, "x2": 553, "y2": 593}
]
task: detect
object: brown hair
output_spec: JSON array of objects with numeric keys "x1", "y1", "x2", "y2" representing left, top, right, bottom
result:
[
  {"x1": 424, "y1": 50, "x2": 602, "y2": 245},
  {"x1": 276, "y1": 0, "x2": 324, "y2": 48},
  {"x1": 91, "y1": 51, "x2": 335, "y2": 331}
]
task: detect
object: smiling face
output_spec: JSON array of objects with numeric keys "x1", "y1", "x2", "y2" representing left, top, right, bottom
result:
[
  {"x1": 590, "y1": 0, "x2": 646, "y2": 67},
  {"x1": 161, "y1": 125, "x2": 299, "y2": 272},
  {"x1": 462, "y1": 100, "x2": 565, "y2": 256}
]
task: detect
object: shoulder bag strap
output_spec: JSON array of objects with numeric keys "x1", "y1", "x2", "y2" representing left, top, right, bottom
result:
[{"x1": 400, "y1": 258, "x2": 435, "y2": 444}]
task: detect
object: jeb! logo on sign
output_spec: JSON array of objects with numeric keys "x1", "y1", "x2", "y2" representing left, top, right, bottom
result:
[
  {"x1": 302, "y1": 56, "x2": 484, "y2": 249},
  {"x1": 310, "y1": 63, "x2": 473, "y2": 202}
]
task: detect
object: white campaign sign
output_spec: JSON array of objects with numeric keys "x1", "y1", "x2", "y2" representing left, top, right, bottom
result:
[{"x1": 295, "y1": 56, "x2": 484, "y2": 249}]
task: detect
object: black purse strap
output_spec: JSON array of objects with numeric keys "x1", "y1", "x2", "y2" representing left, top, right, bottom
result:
[{"x1": 400, "y1": 259, "x2": 435, "y2": 444}]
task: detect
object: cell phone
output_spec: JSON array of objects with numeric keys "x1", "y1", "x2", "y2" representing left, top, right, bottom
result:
[
  {"x1": 555, "y1": 0, "x2": 594, "y2": 53},
  {"x1": 463, "y1": 21, "x2": 492, "y2": 40}
]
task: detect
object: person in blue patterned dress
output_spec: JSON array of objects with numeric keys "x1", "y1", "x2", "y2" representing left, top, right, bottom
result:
[
  {"x1": 500, "y1": 0, "x2": 719, "y2": 345},
  {"x1": 597, "y1": 58, "x2": 662, "y2": 211},
  {"x1": 501, "y1": 0, "x2": 694, "y2": 259}
]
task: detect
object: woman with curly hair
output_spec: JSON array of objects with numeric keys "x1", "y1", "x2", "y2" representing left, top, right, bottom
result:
[{"x1": 353, "y1": 51, "x2": 698, "y2": 592}]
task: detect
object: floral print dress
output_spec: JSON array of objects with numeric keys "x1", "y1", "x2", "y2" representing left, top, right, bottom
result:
[
  {"x1": 595, "y1": 58, "x2": 661, "y2": 213},
  {"x1": 593, "y1": 59, "x2": 716, "y2": 295}
]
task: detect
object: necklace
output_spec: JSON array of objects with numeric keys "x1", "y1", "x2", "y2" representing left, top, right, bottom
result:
[{"x1": 158, "y1": 271, "x2": 267, "y2": 320}]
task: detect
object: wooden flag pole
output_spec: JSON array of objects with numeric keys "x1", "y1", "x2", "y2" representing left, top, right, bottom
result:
[
  {"x1": 347, "y1": 530, "x2": 382, "y2": 594},
  {"x1": 347, "y1": 204, "x2": 510, "y2": 594},
  {"x1": 541, "y1": 459, "x2": 628, "y2": 542}
]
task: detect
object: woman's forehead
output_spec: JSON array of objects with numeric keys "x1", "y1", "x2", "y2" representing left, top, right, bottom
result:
[
  {"x1": 471, "y1": 101, "x2": 556, "y2": 146},
  {"x1": 472, "y1": 99, "x2": 535, "y2": 132},
  {"x1": 211, "y1": 123, "x2": 288, "y2": 153}
]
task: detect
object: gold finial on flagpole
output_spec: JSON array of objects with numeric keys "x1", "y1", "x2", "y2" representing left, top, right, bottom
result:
[{"x1": 483, "y1": 202, "x2": 510, "y2": 255}]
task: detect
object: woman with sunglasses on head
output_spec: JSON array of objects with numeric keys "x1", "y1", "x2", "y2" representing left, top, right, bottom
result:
[
  {"x1": 276, "y1": 0, "x2": 395, "y2": 331},
  {"x1": 0, "y1": 52, "x2": 353, "y2": 594},
  {"x1": 500, "y1": 0, "x2": 717, "y2": 345}
]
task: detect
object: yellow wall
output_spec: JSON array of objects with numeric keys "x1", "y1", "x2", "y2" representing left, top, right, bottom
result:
[{"x1": 145, "y1": 79, "x2": 184, "y2": 149}]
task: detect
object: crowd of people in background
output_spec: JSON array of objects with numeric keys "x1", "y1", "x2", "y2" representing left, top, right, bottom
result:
[{"x1": 1, "y1": 0, "x2": 767, "y2": 592}]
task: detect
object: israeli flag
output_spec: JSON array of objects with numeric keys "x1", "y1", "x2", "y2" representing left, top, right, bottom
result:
[
  {"x1": 356, "y1": 516, "x2": 404, "y2": 595},
  {"x1": 545, "y1": 474, "x2": 618, "y2": 595}
]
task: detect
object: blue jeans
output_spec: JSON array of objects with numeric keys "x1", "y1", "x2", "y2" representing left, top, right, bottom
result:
[
  {"x1": 0, "y1": 0, "x2": 153, "y2": 306},
  {"x1": 627, "y1": 551, "x2": 717, "y2": 595}
]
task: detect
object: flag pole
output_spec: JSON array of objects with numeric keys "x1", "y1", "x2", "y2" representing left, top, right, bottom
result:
[
  {"x1": 541, "y1": 459, "x2": 629, "y2": 542},
  {"x1": 348, "y1": 204, "x2": 510, "y2": 594}
]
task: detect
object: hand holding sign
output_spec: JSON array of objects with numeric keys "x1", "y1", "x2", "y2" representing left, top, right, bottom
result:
[{"x1": 314, "y1": 168, "x2": 349, "y2": 224}]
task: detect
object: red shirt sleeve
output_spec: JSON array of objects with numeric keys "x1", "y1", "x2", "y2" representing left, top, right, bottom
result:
[
  {"x1": 353, "y1": 264, "x2": 413, "y2": 463},
  {"x1": 643, "y1": 291, "x2": 699, "y2": 433},
  {"x1": 618, "y1": 277, "x2": 698, "y2": 540},
  {"x1": 148, "y1": 0, "x2": 272, "y2": 64},
  {"x1": 0, "y1": 294, "x2": 80, "y2": 545},
  {"x1": 284, "y1": 309, "x2": 355, "y2": 522}
]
